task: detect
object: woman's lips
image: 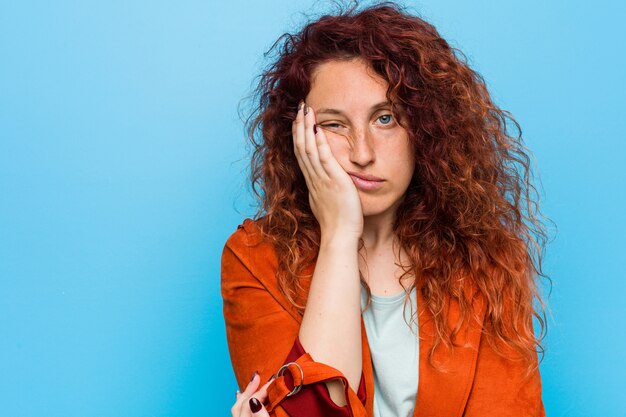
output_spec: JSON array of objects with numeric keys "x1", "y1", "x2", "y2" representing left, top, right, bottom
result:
[{"x1": 348, "y1": 172, "x2": 385, "y2": 191}]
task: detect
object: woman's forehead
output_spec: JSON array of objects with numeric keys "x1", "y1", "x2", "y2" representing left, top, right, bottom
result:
[{"x1": 307, "y1": 58, "x2": 389, "y2": 112}]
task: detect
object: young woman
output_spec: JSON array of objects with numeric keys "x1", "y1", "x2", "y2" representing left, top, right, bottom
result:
[{"x1": 222, "y1": 3, "x2": 549, "y2": 417}]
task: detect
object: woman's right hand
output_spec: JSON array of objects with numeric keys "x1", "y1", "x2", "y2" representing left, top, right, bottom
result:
[{"x1": 292, "y1": 101, "x2": 364, "y2": 241}]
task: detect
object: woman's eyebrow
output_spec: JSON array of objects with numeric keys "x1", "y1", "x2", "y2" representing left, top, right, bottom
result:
[{"x1": 316, "y1": 101, "x2": 391, "y2": 116}]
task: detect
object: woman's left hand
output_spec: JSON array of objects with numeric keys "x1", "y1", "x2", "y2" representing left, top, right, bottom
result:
[{"x1": 231, "y1": 372, "x2": 273, "y2": 416}]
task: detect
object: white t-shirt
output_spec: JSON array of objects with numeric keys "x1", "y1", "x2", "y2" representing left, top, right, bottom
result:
[{"x1": 361, "y1": 284, "x2": 419, "y2": 417}]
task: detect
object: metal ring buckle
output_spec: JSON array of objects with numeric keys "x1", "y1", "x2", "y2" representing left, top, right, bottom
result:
[{"x1": 276, "y1": 361, "x2": 304, "y2": 397}]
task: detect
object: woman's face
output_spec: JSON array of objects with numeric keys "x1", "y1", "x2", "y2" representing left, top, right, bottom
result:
[{"x1": 305, "y1": 57, "x2": 416, "y2": 219}]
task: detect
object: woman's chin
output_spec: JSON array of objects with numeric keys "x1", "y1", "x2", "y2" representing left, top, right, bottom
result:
[
  {"x1": 359, "y1": 193, "x2": 405, "y2": 220},
  {"x1": 361, "y1": 203, "x2": 394, "y2": 219}
]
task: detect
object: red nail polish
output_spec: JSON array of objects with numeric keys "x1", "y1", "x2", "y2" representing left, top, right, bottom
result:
[
  {"x1": 250, "y1": 370, "x2": 258, "y2": 383},
  {"x1": 313, "y1": 124, "x2": 317, "y2": 134},
  {"x1": 304, "y1": 103, "x2": 309, "y2": 115},
  {"x1": 249, "y1": 397, "x2": 262, "y2": 413}
]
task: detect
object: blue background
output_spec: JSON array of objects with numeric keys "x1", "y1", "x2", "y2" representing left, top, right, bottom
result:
[{"x1": 1, "y1": 0, "x2": 624, "y2": 416}]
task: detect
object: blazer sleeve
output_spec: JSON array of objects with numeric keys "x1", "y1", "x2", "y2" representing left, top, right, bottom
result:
[
  {"x1": 221, "y1": 224, "x2": 366, "y2": 416},
  {"x1": 464, "y1": 328, "x2": 546, "y2": 416}
]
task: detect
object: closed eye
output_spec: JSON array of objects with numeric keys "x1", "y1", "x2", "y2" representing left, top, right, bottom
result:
[{"x1": 319, "y1": 122, "x2": 346, "y2": 129}]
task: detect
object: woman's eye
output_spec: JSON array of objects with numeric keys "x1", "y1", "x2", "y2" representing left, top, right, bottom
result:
[
  {"x1": 377, "y1": 114, "x2": 393, "y2": 125},
  {"x1": 320, "y1": 123, "x2": 345, "y2": 129}
]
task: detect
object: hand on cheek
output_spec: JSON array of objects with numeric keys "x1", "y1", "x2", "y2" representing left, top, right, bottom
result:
[{"x1": 291, "y1": 101, "x2": 364, "y2": 240}]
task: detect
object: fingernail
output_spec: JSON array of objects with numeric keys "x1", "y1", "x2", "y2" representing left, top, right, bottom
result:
[
  {"x1": 249, "y1": 397, "x2": 262, "y2": 413},
  {"x1": 313, "y1": 124, "x2": 317, "y2": 134},
  {"x1": 236, "y1": 389, "x2": 240, "y2": 397},
  {"x1": 298, "y1": 100, "x2": 304, "y2": 111},
  {"x1": 304, "y1": 103, "x2": 309, "y2": 115},
  {"x1": 249, "y1": 370, "x2": 258, "y2": 383}
]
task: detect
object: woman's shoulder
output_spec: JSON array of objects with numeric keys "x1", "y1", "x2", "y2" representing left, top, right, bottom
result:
[
  {"x1": 222, "y1": 216, "x2": 278, "y2": 275},
  {"x1": 226, "y1": 218, "x2": 263, "y2": 246},
  {"x1": 224, "y1": 216, "x2": 272, "y2": 249}
]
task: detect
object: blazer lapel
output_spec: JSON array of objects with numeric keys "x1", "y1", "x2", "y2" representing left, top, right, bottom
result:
[{"x1": 413, "y1": 284, "x2": 487, "y2": 417}]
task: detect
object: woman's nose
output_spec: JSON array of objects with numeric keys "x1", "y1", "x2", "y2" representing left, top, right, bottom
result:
[{"x1": 349, "y1": 129, "x2": 375, "y2": 166}]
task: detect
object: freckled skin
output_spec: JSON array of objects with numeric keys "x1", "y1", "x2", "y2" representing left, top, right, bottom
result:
[{"x1": 305, "y1": 58, "x2": 416, "y2": 219}]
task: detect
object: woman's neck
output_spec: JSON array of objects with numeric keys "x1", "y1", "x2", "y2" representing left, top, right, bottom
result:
[{"x1": 361, "y1": 211, "x2": 396, "y2": 252}]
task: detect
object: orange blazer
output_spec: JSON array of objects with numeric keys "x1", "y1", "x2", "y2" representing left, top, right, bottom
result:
[{"x1": 221, "y1": 218, "x2": 545, "y2": 416}]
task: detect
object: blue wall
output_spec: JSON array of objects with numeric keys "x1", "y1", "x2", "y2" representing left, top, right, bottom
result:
[{"x1": 1, "y1": 1, "x2": 624, "y2": 416}]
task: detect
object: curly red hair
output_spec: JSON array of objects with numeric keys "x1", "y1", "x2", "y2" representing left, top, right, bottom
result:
[{"x1": 243, "y1": 2, "x2": 550, "y2": 370}]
